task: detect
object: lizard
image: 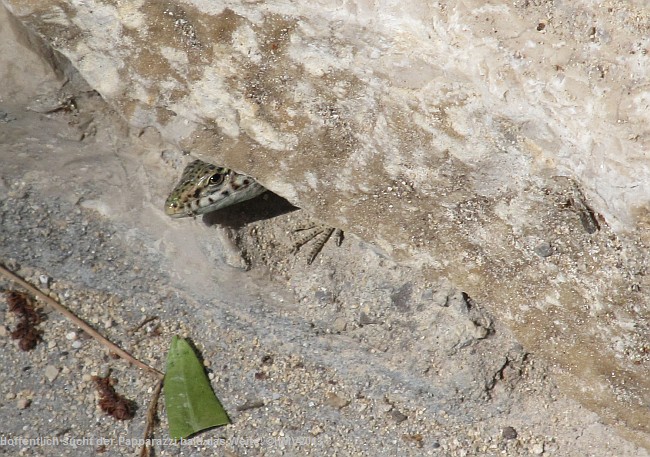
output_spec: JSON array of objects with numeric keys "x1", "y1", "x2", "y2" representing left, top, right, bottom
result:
[{"x1": 164, "y1": 159, "x2": 343, "y2": 264}]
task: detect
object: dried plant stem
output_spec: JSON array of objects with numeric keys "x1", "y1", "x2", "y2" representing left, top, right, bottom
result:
[
  {"x1": 0, "y1": 264, "x2": 164, "y2": 380},
  {"x1": 140, "y1": 379, "x2": 164, "y2": 457}
]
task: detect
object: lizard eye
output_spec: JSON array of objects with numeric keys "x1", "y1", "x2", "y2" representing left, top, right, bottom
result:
[{"x1": 209, "y1": 173, "x2": 224, "y2": 185}]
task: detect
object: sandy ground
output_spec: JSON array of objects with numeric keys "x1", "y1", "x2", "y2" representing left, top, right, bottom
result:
[{"x1": 0, "y1": 7, "x2": 648, "y2": 457}]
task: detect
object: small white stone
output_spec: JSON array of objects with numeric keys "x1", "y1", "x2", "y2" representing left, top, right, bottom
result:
[
  {"x1": 531, "y1": 443, "x2": 545, "y2": 455},
  {"x1": 39, "y1": 274, "x2": 50, "y2": 286},
  {"x1": 44, "y1": 365, "x2": 59, "y2": 382},
  {"x1": 71, "y1": 341, "x2": 83, "y2": 349},
  {"x1": 65, "y1": 331, "x2": 77, "y2": 340}
]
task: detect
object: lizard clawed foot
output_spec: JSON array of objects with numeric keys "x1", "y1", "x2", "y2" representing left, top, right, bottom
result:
[{"x1": 292, "y1": 223, "x2": 344, "y2": 264}]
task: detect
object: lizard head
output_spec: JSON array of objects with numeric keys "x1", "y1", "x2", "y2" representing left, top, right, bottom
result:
[{"x1": 165, "y1": 159, "x2": 266, "y2": 218}]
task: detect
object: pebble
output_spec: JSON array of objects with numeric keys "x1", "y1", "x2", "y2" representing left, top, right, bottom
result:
[
  {"x1": 535, "y1": 242, "x2": 553, "y2": 258},
  {"x1": 44, "y1": 365, "x2": 59, "y2": 382},
  {"x1": 502, "y1": 426, "x2": 518, "y2": 440},
  {"x1": 531, "y1": 442, "x2": 545, "y2": 454},
  {"x1": 390, "y1": 408, "x2": 408, "y2": 423},
  {"x1": 39, "y1": 274, "x2": 50, "y2": 286},
  {"x1": 71, "y1": 341, "x2": 83, "y2": 349},
  {"x1": 65, "y1": 331, "x2": 77, "y2": 340},
  {"x1": 358, "y1": 312, "x2": 375, "y2": 326},
  {"x1": 0, "y1": 110, "x2": 17, "y2": 123},
  {"x1": 16, "y1": 398, "x2": 31, "y2": 409},
  {"x1": 324, "y1": 392, "x2": 350, "y2": 409},
  {"x1": 420, "y1": 288, "x2": 434, "y2": 301},
  {"x1": 332, "y1": 317, "x2": 347, "y2": 332}
]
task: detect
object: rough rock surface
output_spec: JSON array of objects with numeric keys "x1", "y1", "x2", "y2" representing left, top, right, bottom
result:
[{"x1": 1, "y1": 0, "x2": 648, "y2": 449}]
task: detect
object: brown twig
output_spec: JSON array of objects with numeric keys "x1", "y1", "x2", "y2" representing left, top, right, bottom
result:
[
  {"x1": 0, "y1": 264, "x2": 164, "y2": 380},
  {"x1": 140, "y1": 378, "x2": 164, "y2": 457},
  {"x1": 130, "y1": 316, "x2": 159, "y2": 333}
]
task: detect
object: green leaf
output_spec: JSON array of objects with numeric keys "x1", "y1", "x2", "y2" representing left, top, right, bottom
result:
[{"x1": 164, "y1": 336, "x2": 230, "y2": 439}]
